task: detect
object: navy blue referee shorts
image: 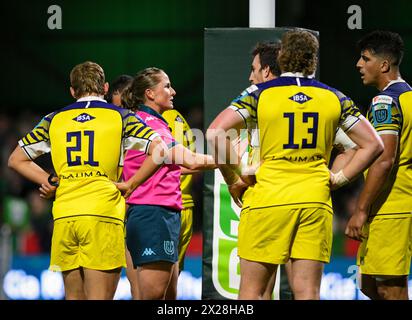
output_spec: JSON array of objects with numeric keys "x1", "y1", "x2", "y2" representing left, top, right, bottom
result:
[{"x1": 126, "y1": 204, "x2": 181, "y2": 268}]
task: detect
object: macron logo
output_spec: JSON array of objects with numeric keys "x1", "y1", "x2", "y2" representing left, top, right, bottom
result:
[{"x1": 142, "y1": 248, "x2": 156, "y2": 256}]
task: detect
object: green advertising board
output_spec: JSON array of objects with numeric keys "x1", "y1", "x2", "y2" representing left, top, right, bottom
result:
[{"x1": 203, "y1": 28, "x2": 318, "y2": 299}]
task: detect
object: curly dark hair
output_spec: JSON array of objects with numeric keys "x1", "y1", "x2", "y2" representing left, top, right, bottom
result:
[
  {"x1": 251, "y1": 41, "x2": 281, "y2": 76},
  {"x1": 278, "y1": 30, "x2": 319, "y2": 76},
  {"x1": 357, "y1": 30, "x2": 404, "y2": 66}
]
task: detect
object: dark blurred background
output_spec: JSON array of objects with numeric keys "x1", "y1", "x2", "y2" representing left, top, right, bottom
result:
[{"x1": 1, "y1": 0, "x2": 411, "y2": 257}]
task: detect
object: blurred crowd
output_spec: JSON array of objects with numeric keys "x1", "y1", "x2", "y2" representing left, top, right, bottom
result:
[{"x1": 0, "y1": 111, "x2": 53, "y2": 254}]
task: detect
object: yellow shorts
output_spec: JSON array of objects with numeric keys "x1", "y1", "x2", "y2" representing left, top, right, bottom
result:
[
  {"x1": 238, "y1": 206, "x2": 333, "y2": 264},
  {"x1": 50, "y1": 217, "x2": 126, "y2": 272},
  {"x1": 357, "y1": 216, "x2": 412, "y2": 276},
  {"x1": 178, "y1": 207, "x2": 193, "y2": 270}
]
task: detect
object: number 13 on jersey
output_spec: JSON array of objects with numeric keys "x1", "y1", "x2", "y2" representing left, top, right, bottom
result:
[{"x1": 283, "y1": 112, "x2": 319, "y2": 149}]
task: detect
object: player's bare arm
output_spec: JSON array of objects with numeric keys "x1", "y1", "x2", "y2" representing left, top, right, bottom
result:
[
  {"x1": 345, "y1": 134, "x2": 397, "y2": 241},
  {"x1": 115, "y1": 136, "x2": 166, "y2": 199},
  {"x1": 331, "y1": 118, "x2": 384, "y2": 190},
  {"x1": 169, "y1": 144, "x2": 217, "y2": 171}
]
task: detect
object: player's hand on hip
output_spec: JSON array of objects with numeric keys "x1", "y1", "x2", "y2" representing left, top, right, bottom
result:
[
  {"x1": 239, "y1": 174, "x2": 256, "y2": 186},
  {"x1": 39, "y1": 174, "x2": 59, "y2": 199},
  {"x1": 345, "y1": 210, "x2": 368, "y2": 241},
  {"x1": 113, "y1": 181, "x2": 133, "y2": 199},
  {"x1": 228, "y1": 177, "x2": 248, "y2": 208}
]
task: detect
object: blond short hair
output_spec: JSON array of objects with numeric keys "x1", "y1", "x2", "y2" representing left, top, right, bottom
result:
[{"x1": 70, "y1": 61, "x2": 105, "y2": 98}]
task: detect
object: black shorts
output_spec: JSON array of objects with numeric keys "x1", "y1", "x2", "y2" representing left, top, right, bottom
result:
[{"x1": 126, "y1": 204, "x2": 181, "y2": 267}]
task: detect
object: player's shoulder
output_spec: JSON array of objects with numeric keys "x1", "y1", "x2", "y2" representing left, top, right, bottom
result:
[
  {"x1": 377, "y1": 81, "x2": 412, "y2": 107},
  {"x1": 309, "y1": 79, "x2": 352, "y2": 101},
  {"x1": 237, "y1": 84, "x2": 259, "y2": 97}
]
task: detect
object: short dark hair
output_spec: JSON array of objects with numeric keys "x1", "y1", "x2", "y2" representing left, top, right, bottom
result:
[
  {"x1": 357, "y1": 30, "x2": 404, "y2": 66},
  {"x1": 251, "y1": 41, "x2": 281, "y2": 76},
  {"x1": 106, "y1": 74, "x2": 133, "y2": 103},
  {"x1": 278, "y1": 30, "x2": 319, "y2": 76}
]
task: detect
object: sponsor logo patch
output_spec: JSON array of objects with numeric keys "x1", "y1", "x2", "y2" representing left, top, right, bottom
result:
[
  {"x1": 289, "y1": 92, "x2": 312, "y2": 104},
  {"x1": 245, "y1": 84, "x2": 258, "y2": 94},
  {"x1": 73, "y1": 113, "x2": 95, "y2": 123},
  {"x1": 372, "y1": 95, "x2": 393, "y2": 105},
  {"x1": 372, "y1": 103, "x2": 391, "y2": 124}
]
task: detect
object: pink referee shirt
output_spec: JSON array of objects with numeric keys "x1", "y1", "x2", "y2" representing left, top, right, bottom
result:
[{"x1": 122, "y1": 105, "x2": 183, "y2": 211}]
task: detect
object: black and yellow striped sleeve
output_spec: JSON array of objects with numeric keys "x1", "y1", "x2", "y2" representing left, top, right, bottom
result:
[
  {"x1": 122, "y1": 111, "x2": 159, "y2": 153},
  {"x1": 18, "y1": 114, "x2": 52, "y2": 160},
  {"x1": 337, "y1": 92, "x2": 363, "y2": 132},
  {"x1": 228, "y1": 85, "x2": 259, "y2": 124}
]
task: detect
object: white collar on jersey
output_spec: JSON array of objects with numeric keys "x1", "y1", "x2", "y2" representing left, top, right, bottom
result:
[
  {"x1": 76, "y1": 96, "x2": 107, "y2": 102},
  {"x1": 382, "y1": 77, "x2": 405, "y2": 91},
  {"x1": 280, "y1": 72, "x2": 315, "y2": 79}
]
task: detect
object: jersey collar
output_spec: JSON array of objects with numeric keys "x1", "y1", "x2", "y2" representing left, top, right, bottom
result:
[
  {"x1": 280, "y1": 72, "x2": 315, "y2": 79},
  {"x1": 382, "y1": 77, "x2": 405, "y2": 91},
  {"x1": 138, "y1": 104, "x2": 168, "y2": 124},
  {"x1": 76, "y1": 96, "x2": 107, "y2": 102}
]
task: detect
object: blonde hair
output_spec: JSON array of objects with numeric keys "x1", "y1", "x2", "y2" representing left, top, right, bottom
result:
[{"x1": 70, "y1": 61, "x2": 106, "y2": 98}]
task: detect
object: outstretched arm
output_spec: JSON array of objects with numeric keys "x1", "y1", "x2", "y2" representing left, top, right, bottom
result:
[
  {"x1": 206, "y1": 108, "x2": 249, "y2": 206},
  {"x1": 169, "y1": 144, "x2": 217, "y2": 171}
]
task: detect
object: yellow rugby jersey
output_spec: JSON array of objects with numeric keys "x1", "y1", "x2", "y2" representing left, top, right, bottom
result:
[
  {"x1": 163, "y1": 109, "x2": 195, "y2": 208},
  {"x1": 365, "y1": 80, "x2": 412, "y2": 217},
  {"x1": 18, "y1": 97, "x2": 159, "y2": 223},
  {"x1": 231, "y1": 75, "x2": 362, "y2": 212}
]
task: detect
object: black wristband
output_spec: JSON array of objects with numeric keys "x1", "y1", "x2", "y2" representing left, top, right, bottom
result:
[{"x1": 48, "y1": 173, "x2": 59, "y2": 187}]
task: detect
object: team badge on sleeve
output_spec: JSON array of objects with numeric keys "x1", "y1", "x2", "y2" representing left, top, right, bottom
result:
[{"x1": 371, "y1": 95, "x2": 393, "y2": 125}]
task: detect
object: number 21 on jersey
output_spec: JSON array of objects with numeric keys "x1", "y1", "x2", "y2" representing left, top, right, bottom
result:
[{"x1": 66, "y1": 130, "x2": 99, "y2": 166}]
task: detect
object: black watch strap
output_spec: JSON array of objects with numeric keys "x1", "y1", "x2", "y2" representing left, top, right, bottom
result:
[{"x1": 48, "y1": 173, "x2": 59, "y2": 187}]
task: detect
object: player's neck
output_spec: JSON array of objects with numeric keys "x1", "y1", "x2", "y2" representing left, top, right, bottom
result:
[
  {"x1": 143, "y1": 102, "x2": 163, "y2": 115},
  {"x1": 77, "y1": 93, "x2": 104, "y2": 100},
  {"x1": 377, "y1": 70, "x2": 401, "y2": 91}
]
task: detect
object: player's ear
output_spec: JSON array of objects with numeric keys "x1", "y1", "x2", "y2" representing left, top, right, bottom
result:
[
  {"x1": 381, "y1": 59, "x2": 390, "y2": 73},
  {"x1": 263, "y1": 65, "x2": 271, "y2": 79},
  {"x1": 145, "y1": 88, "x2": 155, "y2": 101},
  {"x1": 103, "y1": 82, "x2": 109, "y2": 95},
  {"x1": 70, "y1": 87, "x2": 77, "y2": 99}
]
